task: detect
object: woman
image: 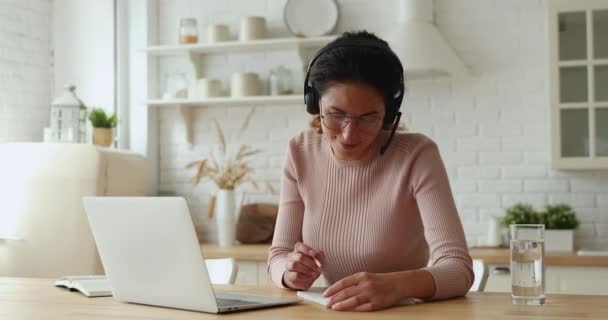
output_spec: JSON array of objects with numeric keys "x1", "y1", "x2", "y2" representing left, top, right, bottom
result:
[{"x1": 267, "y1": 31, "x2": 473, "y2": 312}]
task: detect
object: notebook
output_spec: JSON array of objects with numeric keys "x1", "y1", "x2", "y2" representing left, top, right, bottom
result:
[
  {"x1": 297, "y1": 287, "x2": 416, "y2": 307},
  {"x1": 55, "y1": 275, "x2": 112, "y2": 297}
]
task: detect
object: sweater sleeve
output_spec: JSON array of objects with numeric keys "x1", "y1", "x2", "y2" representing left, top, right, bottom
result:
[
  {"x1": 267, "y1": 140, "x2": 305, "y2": 289},
  {"x1": 410, "y1": 139, "x2": 474, "y2": 300}
]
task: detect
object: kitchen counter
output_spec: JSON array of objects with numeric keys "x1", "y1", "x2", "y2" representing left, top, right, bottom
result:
[
  {"x1": 200, "y1": 244, "x2": 608, "y2": 266},
  {"x1": 201, "y1": 243, "x2": 270, "y2": 261},
  {"x1": 469, "y1": 247, "x2": 608, "y2": 266}
]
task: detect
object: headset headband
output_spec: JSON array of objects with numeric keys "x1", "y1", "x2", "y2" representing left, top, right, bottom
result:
[{"x1": 303, "y1": 37, "x2": 405, "y2": 124}]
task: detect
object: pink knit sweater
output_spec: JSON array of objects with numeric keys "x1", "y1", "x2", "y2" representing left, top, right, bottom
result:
[{"x1": 267, "y1": 130, "x2": 473, "y2": 300}]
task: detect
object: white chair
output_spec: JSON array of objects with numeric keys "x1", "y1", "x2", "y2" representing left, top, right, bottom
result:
[
  {"x1": 205, "y1": 258, "x2": 238, "y2": 284},
  {"x1": 470, "y1": 259, "x2": 489, "y2": 292}
]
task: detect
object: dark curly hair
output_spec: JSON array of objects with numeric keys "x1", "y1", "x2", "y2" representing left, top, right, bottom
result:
[{"x1": 308, "y1": 30, "x2": 404, "y2": 133}]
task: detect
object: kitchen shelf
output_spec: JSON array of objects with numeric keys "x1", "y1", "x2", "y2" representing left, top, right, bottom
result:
[
  {"x1": 145, "y1": 36, "x2": 334, "y2": 147},
  {"x1": 149, "y1": 94, "x2": 303, "y2": 146},
  {"x1": 145, "y1": 36, "x2": 337, "y2": 56},
  {"x1": 147, "y1": 94, "x2": 302, "y2": 107}
]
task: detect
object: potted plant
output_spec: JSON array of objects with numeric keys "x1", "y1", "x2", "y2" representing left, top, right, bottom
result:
[
  {"x1": 87, "y1": 107, "x2": 117, "y2": 147},
  {"x1": 540, "y1": 204, "x2": 580, "y2": 252},
  {"x1": 499, "y1": 203, "x2": 541, "y2": 247},
  {"x1": 500, "y1": 203, "x2": 580, "y2": 252},
  {"x1": 500, "y1": 203, "x2": 542, "y2": 226}
]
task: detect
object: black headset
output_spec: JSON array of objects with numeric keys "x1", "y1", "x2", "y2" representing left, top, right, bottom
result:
[{"x1": 303, "y1": 37, "x2": 405, "y2": 155}]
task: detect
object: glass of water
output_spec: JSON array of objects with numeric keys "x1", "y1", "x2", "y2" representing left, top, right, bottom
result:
[{"x1": 510, "y1": 224, "x2": 545, "y2": 305}]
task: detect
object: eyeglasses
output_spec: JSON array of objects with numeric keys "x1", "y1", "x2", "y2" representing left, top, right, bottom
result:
[{"x1": 320, "y1": 111, "x2": 381, "y2": 132}]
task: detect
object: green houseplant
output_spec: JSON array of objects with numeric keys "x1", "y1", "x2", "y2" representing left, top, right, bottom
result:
[
  {"x1": 540, "y1": 204, "x2": 579, "y2": 252},
  {"x1": 500, "y1": 203, "x2": 542, "y2": 226},
  {"x1": 500, "y1": 203, "x2": 579, "y2": 252},
  {"x1": 87, "y1": 108, "x2": 117, "y2": 147},
  {"x1": 542, "y1": 204, "x2": 580, "y2": 230}
]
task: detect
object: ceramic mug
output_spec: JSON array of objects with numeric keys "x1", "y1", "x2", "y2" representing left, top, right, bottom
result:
[
  {"x1": 239, "y1": 16, "x2": 266, "y2": 41},
  {"x1": 231, "y1": 72, "x2": 259, "y2": 97},
  {"x1": 196, "y1": 78, "x2": 223, "y2": 98},
  {"x1": 206, "y1": 24, "x2": 230, "y2": 43}
]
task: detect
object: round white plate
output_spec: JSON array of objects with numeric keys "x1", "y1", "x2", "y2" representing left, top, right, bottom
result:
[{"x1": 284, "y1": 0, "x2": 339, "y2": 37}]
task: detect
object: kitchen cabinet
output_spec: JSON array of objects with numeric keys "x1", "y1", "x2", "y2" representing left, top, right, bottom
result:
[
  {"x1": 548, "y1": 0, "x2": 608, "y2": 169},
  {"x1": 486, "y1": 264, "x2": 608, "y2": 295}
]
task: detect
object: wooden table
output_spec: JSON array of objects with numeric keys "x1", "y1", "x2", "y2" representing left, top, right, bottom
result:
[
  {"x1": 200, "y1": 244, "x2": 608, "y2": 266},
  {"x1": 2, "y1": 277, "x2": 607, "y2": 320}
]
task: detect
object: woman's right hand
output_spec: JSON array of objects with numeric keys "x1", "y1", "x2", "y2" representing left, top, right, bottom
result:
[{"x1": 282, "y1": 242, "x2": 325, "y2": 290}]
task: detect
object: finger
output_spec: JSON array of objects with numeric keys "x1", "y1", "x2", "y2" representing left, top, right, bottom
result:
[
  {"x1": 285, "y1": 262, "x2": 315, "y2": 275},
  {"x1": 285, "y1": 271, "x2": 314, "y2": 283},
  {"x1": 354, "y1": 302, "x2": 375, "y2": 312},
  {"x1": 326, "y1": 285, "x2": 359, "y2": 308},
  {"x1": 288, "y1": 252, "x2": 320, "y2": 274},
  {"x1": 317, "y1": 250, "x2": 326, "y2": 267},
  {"x1": 294, "y1": 243, "x2": 323, "y2": 267},
  {"x1": 294, "y1": 242, "x2": 317, "y2": 255},
  {"x1": 284, "y1": 271, "x2": 316, "y2": 290},
  {"x1": 285, "y1": 261, "x2": 320, "y2": 277},
  {"x1": 323, "y1": 274, "x2": 360, "y2": 297},
  {"x1": 331, "y1": 295, "x2": 369, "y2": 311},
  {"x1": 311, "y1": 250, "x2": 324, "y2": 268}
]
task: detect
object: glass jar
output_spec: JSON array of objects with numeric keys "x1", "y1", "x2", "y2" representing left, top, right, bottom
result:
[
  {"x1": 179, "y1": 18, "x2": 198, "y2": 44},
  {"x1": 162, "y1": 73, "x2": 189, "y2": 99},
  {"x1": 269, "y1": 66, "x2": 293, "y2": 95}
]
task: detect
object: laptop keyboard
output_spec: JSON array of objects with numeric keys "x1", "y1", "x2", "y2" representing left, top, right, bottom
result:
[{"x1": 217, "y1": 298, "x2": 257, "y2": 307}]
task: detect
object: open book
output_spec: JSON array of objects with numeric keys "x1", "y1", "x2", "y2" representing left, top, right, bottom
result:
[{"x1": 54, "y1": 275, "x2": 112, "y2": 297}]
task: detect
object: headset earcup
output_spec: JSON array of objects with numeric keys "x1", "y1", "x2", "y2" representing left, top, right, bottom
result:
[
  {"x1": 305, "y1": 87, "x2": 319, "y2": 114},
  {"x1": 382, "y1": 102, "x2": 394, "y2": 126}
]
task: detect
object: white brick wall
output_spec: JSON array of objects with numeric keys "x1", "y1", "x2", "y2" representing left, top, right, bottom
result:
[
  {"x1": 156, "y1": 0, "x2": 608, "y2": 247},
  {"x1": 0, "y1": 0, "x2": 51, "y2": 142}
]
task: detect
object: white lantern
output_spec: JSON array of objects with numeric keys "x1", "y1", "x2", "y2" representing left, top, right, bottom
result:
[{"x1": 49, "y1": 84, "x2": 87, "y2": 143}]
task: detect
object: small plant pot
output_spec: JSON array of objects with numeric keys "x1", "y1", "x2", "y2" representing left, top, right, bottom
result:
[
  {"x1": 92, "y1": 128, "x2": 113, "y2": 147},
  {"x1": 545, "y1": 229, "x2": 574, "y2": 252}
]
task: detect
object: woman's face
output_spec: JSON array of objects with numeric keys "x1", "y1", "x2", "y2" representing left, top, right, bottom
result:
[{"x1": 319, "y1": 82, "x2": 385, "y2": 161}]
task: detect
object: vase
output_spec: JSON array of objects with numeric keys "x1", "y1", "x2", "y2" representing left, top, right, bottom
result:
[
  {"x1": 215, "y1": 189, "x2": 237, "y2": 247},
  {"x1": 486, "y1": 216, "x2": 503, "y2": 247},
  {"x1": 92, "y1": 128, "x2": 113, "y2": 147}
]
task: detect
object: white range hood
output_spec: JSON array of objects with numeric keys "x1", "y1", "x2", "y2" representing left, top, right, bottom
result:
[{"x1": 388, "y1": 0, "x2": 469, "y2": 78}]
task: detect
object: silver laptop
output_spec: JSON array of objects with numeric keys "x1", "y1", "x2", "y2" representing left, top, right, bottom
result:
[{"x1": 82, "y1": 196, "x2": 299, "y2": 313}]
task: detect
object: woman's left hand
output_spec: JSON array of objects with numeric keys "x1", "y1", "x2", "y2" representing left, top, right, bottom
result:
[{"x1": 323, "y1": 272, "x2": 404, "y2": 311}]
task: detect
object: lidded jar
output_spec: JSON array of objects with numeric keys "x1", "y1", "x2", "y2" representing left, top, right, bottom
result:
[{"x1": 179, "y1": 18, "x2": 198, "y2": 44}]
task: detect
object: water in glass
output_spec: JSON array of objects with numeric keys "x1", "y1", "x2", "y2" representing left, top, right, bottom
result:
[{"x1": 511, "y1": 239, "x2": 545, "y2": 305}]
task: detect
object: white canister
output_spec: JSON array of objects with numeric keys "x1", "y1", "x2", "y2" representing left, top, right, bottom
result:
[
  {"x1": 231, "y1": 72, "x2": 259, "y2": 97},
  {"x1": 206, "y1": 24, "x2": 230, "y2": 43},
  {"x1": 239, "y1": 16, "x2": 266, "y2": 41},
  {"x1": 487, "y1": 216, "x2": 504, "y2": 247},
  {"x1": 196, "y1": 78, "x2": 223, "y2": 98}
]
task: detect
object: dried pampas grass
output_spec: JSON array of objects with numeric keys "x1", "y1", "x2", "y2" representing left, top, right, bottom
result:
[{"x1": 186, "y1": 108, "x2": 261, "y2": 191}]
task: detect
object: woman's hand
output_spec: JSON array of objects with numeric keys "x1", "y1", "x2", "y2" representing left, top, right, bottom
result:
[
  {"x1": 323, "y1": 272, "x2": 405, "y2": 311},
  {"x1": 282, "y1": 242, "x2": 325, "y2": 290}
]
